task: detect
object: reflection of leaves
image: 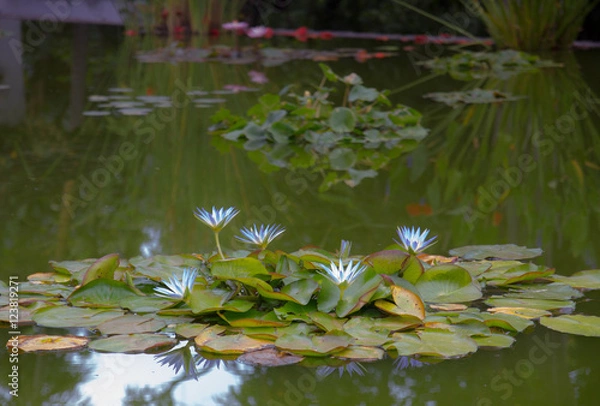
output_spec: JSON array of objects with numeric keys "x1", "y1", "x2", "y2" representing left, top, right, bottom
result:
[{"x1": 424, "y1": 89, "x2": 525, "y2": 108}]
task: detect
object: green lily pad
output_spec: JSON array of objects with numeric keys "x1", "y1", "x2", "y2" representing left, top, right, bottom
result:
[
  {"x1": 449, "y1": 244, "x2": 543, "y2": 260},
  {"x1": 119, "y1": 296, "x2": 176, "y2": 313},
  {"x1": 317, "y1": 277, "x2": 341, "y2": 313},
  {"x1": 415, "y1": 265, "x2": 482, "y2": 303},
  {"x1": 387, "y1": 330, "x2": 478, "y2": 358},
  {"x1": 275, "y1": 331, "x2": 352, "y2": 357},
  {"x1": 193, "y1": 325, "x2": 227, "y2": 346},
  {"x1": 484, "y1": 297, "x2": 575, "y2": 311},
  {"x1": 130, "y1": 255, "x2": 202, "y2": 281},
  {"x1": 174, "y1": 323, "x2": 209, "y2": 338},
  {"x1": 96, "y1": 315, "x2": 166, "y2": 335},
  {"x1": 473, "y1": 334, "x2": 516, "y2": 349},
  {"x1": 238, "y1": 348, "x2": 304, "y2": 366},
  {"x1": 68, "y1": 279, "x2": 140, "y2": 308},
  {"x1": 308, "y1": 311, "x2": 347, "y2": 332},
  {"x1": 329, "y1": 107, "x2": 356, "y2": 133},
  {"x1": 503, "y1": 283, "x2": 583, "y2": 300},
  {"x1": 32, "y1": 306, "x2": 124, "y2": 328},
  {"x1": 400, "y1": 255, "x2": 425, "y2": 284},
  {"x1": 479, "y1": 312, "x2": 533, "y2": 333},
  {"x1": 539, "y1": 315, "x2": 600, "y2": 337},
  {"x1": 49, "y1": 259, "x2": 96, "y2": 275},
  {"x1": 211, "y1": 257, "x2": 269, "y2": 279},
  {"x1": 81, "y1": 253, "x2": 120, "y2": 285},
  {"x1": 199, "y1": 334, "x2": 273, "y2": 355},
  {"x1": 328, "y1": 148, "x2": 356, "y2": 170},
  {"x1": 188, "y1": 288, "x2": 254, "y2": 315},
  {"x1": 551, "y1": 270, "x2": 600, "y2": 290},
  {"x1": 89, "y1": 333, "x2": 177, "y2": 353},
  {"x1": 487, "y1": 307, "x2": 551, "y2": 320},
  {"x1": 335, "y1": 345, "x2": 385, "y2": 361},
  {"x1": 336, "y1": 270, "x2": 382, "y2": 317},
  {"x1": 343, "y1": 317, "x2": 392, "y2": 346},
  {"x1": 220, "y1": 310, "x2": 290, "y2": 328}
]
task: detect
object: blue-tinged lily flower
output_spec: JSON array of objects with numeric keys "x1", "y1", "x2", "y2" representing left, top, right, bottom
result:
[
  {"x1": 194, "y1": 206, "x2": 239, "y2": 232},
  {"x1": 154, "y1": 268, "x2": 198, "y2": 301},
  {"x1": 317, "y1": 259, "x2": 366, "y2": 285},
  {"x1": 395, "y1": 226, "x2": 437, "y2": 254},
  {"x1": 235, "y1": 224, "x2": 285, "y2": 250}
]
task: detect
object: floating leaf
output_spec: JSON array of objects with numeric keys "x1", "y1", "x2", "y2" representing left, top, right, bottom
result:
[
  {"x1": 238, "y1": 348, "x2": 304, "y2": 366},
  {"x1": 484, "y1": 297, "x2": 575, "y2": 311},
  {"x1": 275, "y1": 331, "x2": 352, "y2": 356},
  {"x1": 68, "y1": 279, "x2": 139, "y2": 308},
  {"x1": 174, "y1": 323, "x2": 209, "y2": 338},
  {"x1": 401, "y1": 255, "x2": 424, "y2": 284},
  {"x1": 329, "y1": 108, "x2": 356, "y2": 133},
  {"x1": 308, "y1": 311, "x2": 347, "y2": 332},
  {"x1": 449, "y1": 245, "x2": 542, "y2": 260},
  {"x1": 424, "y1": 89, "x2": 524, "y2": 108},
  {"x1": 335, "y1": 345, "x2": 385, "y2": 361},
  {"x1": 540, "y1": 315, "x2": 600, "y2": 337},
  {"x1": 329, "y1": 148, "x2": 356, "y2": 170},
  {"x1": 189, "y1": 288, "x2": 254, "y2": 314},
  {"x1": 32, "y1": 307, "x2": 124, "y2": 328},
  {"x1": 365, "y1": 250, "x2": 409, "y2": 275},
  {"x1": 10, "y1": 335, "x2": 89, "y2": 352},
  {"x1": 415, "y1": 265, "x2": 482, "y2": 303},
  {"x1": 220, "y1": 310, "x2": 290, "y2": 328},
  {"x1": 193, "y1": 325, "x2": 227, "y2": 346},
  {"x1": 487, "y1": 307, "x2": 551, "y2": 320},
  {"x1": 387, "y1": 330, "x2": 477, "y2": 358},
  {"x1": 479, "y1": 312, "x2": 533, "y2": 333},
  {"x1": 89, "y1": 334, "x2": 177, "y2": 353},
  {"x1": 551, "y1": 270, "x2": 600, "y2": 290},
  {"x1": 473, "y1": 334, "x2": 516, "y2": 349},
  {"x1": 96, "y1": 315, "x2": 166, "y2": 335},
  {"x1": 81, "y1": 253, "x2": 120, "y2": 285},
  {"x1": 211, "y1": 257, "x2": 270, "y2": 279},
  {"x1": 199, "y1": 334, "x2": 273, "y2": 355},
  {"x1": 336, "y1": 270, "x2": 382, "y2": 317},
  {"x1": 503, "y1": 283, "x2": 582, "y2": 300}
]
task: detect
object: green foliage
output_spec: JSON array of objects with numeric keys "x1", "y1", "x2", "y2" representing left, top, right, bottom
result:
[
  {"x1": 210, "y1": 64, "x2": 428, "y2": 191},
  {"x1": 463, "y1": 0, "x2": 600, "y2": 50},
  {"x1": 11, "y1": 237, "x2": 600, "y2": 360}
]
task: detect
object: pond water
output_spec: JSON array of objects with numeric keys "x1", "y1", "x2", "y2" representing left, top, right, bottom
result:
[{"x1": 1, "y1": 30, "x2": 600, "y2": 406}]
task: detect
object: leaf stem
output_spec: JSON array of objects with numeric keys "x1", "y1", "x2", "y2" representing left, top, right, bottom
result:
[{"x1": 215, "y1": 231, "x2": 225, "y2": 259}]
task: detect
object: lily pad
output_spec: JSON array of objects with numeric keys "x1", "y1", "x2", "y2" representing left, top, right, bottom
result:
[
  {"x1": 473, "y1": 334, "x2": 516, "y2": 349},
  {"x1": 96, "y1": 315, "x2": 166, "y2": 335},
  {"x1": 487, "y1": 307, "x2": 551, "y2": 320},
  {"x1": 237, "y1": 348, "x2": 304, "y2": 366},
  {"x1": 89, "y1": 334, "x2": 177, "y2": 353},
  {"x1": 415, "y1": 265, "x2": 482, "y2": 303},
  {"x1": 211, "y1": 257, "x2": 269, "y2": 279},
  {"x1": 9, "y1": 335, "x2": 89, "y2": 352},
  {"x1": 484, "y1": 297, "x2": 575, "y2": 311},
  {"x1": 329, "y1": 107, "x2": 356, "y2": 133},
  {"x1": 68, "y1": 279, "x2": 140, "y2": 308},
  {"x1": 551, "y1": 270, "x2": 600, "y2": 290},
  {"x1": 449, "y1": 244, "x2": 542, "y2": 260},
  {"x1": 220, "y1": 310, "x2": 290, "y2": 328},
  {"x1": 539, "y1": 315, "x2": 600, "y2": 337},
  {"x1": 174, "y1": 323, "x2": 209, "y2": 338},
  {"x1": 81, "y1": 253, "x2": 120, "y2": 285},
  {"x1": 32, "y1": 307, "x2": 124, "y2": 328},
  {"x1": 387, "y1": 330, "x2": 478, "y2": 358},
  {"x1": 335, "y1": 345, "x2": 385, "y2": 361},
  {"x1": 275, "y1": 331, "x2": 353, "y2": 356},
  {"x1": 199, "y1": 334, "x2": 273, "y2": 355}
]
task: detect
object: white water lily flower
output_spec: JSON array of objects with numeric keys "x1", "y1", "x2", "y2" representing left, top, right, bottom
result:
[
  {"x1": 395, "y1": 226, "x2": 437, "y2": 254},
  {"x1": 154, "y1": 268, "x2": 198, "y2": 300},
  {"x1": 222, "y1": 20, "x2": 248, "y2": 31},
  {"x1": 339, "y1": 240, "x2": 352, "y2": 259},
  {"x1": 194, "y1": 206, "x2": 239, "y2": 232},
  {"x1": 235, "y1": 224, "x2": 285, "y2": 249},
  {"x1": 317, "y1": 259, "x2": 366, "y2": 285},
  {"x1": 247, "y1": 26, "x2": 268, "y2": 38}
]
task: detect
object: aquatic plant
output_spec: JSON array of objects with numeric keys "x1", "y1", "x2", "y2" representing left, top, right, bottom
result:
[
  {"x1": 236, "y1": 224, "x2": 286, "y2": 250},
  {"x1": 317, "y1": 259, "x2": 367, "y2": 285},
  {"x1": 210, "y1": 64, "x2": 428, "y2": 191},
  {"x1": 154, "y1": 267, "x2": 198, "y2": 301},
  {"x1": 395, "y1": 226, "x2": 437, "y2": 254},
  {"x1": 462, "y1": 0, "x2": 600, "y2": 50},
  {"x1": 194, "y1": 206, "x2": 239, "y2": 259}
]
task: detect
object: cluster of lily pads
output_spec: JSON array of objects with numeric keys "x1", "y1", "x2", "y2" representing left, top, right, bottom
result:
[
  {"x1": 421, "y1": 50, "x2": 561, "y2": 81},
  {"x1": 210, "y1": 64, "x2": 428, "y2": 191},
  {"x1": 2, "y1": 206, "x2": 600, "y2": 368}
]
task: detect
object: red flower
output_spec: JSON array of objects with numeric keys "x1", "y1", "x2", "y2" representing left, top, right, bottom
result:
[
  {"x1": 403, "y1": 45, "x2": 415, "y2": 51},
  {"x1": 414, "y1": 35, "x2": 429, "y2": 44},
  {"x1": 374, "y1": 52, "x2": 387, "y2": 59},
  {"x1": 319, "y1": 31, "x2": 334, "y2": 40},
  {"x1": 264, "y1": 27, "x2": 274, "y2": 39},
  {"x1": 294, "y1": 26, "x2": 308, "y2": 42},
  {"x1": 440, "y1": 33, "x2": 451, "y2": 38},
  {"x1": 209, "y1": 28, "x2": 220, "y2": 37},
  {"x1": 376, "y1": 35, "x2": 389, "y2": 41},
  {"x1": 355, "y1": 49, "x2": 370, "y2": 63},
  {"x1": 125, "y1": 29, "x2": 137, "y2": 37}
]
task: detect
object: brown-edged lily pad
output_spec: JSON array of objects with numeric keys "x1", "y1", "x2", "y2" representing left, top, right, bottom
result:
[
  {"x1": 9, "y1": 335, "x2": 89, "y2": 352},
  {"x1": 237, "y1": 348, "x2": 304, "y2": 366},
  {"x1": 199, "y1": 334, "x2": 273, "y2": 355}
]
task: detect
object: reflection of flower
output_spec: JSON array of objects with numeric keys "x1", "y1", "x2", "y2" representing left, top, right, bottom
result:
[
  {"x1": 154, "y1": 268, "x2": 197, "y2": 300},
  {"x1": 194, "y1": 206, "x2": 239, "y2": 232},
  {"x1": 393, "y1": 356, "x2": 425, "y2": 372},
  {"x1": 317, "y1": 259, "x2": 366, "y2": 285},
  {"x1": 395, "y1": 226, "x2": 437, "y2": 254},
  {"x1": 247, "y1": 26, "x2": 268, "y2": 38},
  {"x1": 222, "y1": 21, "x2": 248, "y2": 31},
  {"x1": 236, "y1": 224, "x2": 285, "y2": 250},
  {"x1": 155, "y1": 344, "x2": 199, "y2": 378},
  {"x1": 317, "y1": 362, "x2": 366, "y2": 378},
  {"x1": 249, "y1": 70, "x2": 268, "y2": 84}
]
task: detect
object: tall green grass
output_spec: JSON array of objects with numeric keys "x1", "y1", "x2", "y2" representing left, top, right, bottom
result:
[{"x1": 463, "y1": 0, "x2": 599, "y2": 50}]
